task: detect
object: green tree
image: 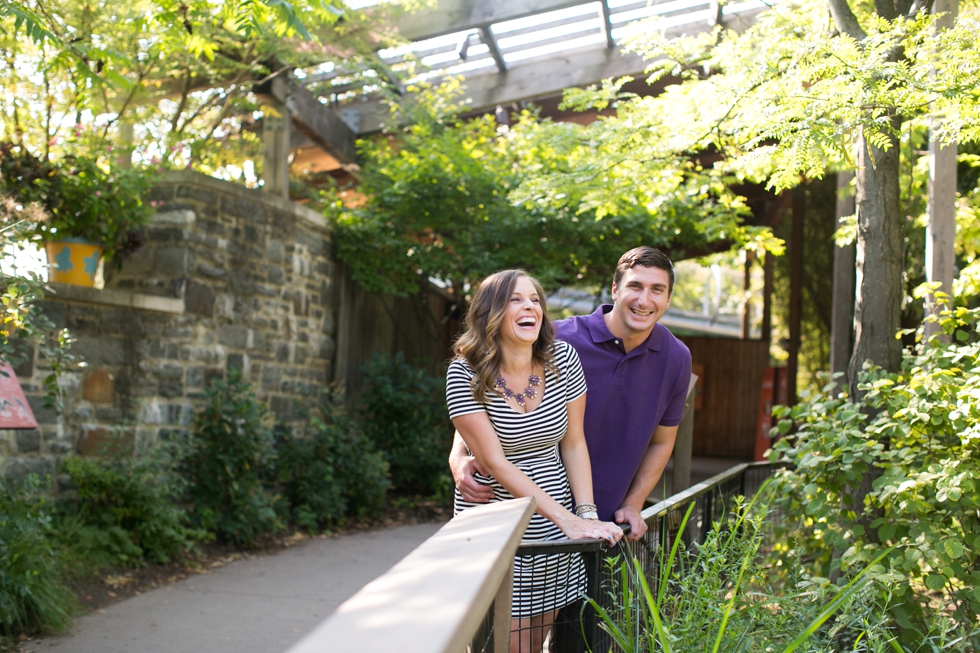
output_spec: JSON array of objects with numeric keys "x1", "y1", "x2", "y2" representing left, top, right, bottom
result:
[
  {"x1": 518, "y1": 0, "x2": 980, "y2": 383},
  {"x1": 335, "y1": 83, "x2": 780, "y2": 297}
]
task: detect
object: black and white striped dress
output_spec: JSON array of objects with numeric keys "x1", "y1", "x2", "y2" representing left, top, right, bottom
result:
[{"x1": 447, "y1": 340, "x2": 588, "y2": 618}]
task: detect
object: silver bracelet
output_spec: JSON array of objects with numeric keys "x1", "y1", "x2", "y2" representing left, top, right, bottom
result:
[{"x1": 575, "y1": 503, "x2": 598, "y2": 520}]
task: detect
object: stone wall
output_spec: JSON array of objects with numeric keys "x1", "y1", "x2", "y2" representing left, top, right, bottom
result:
[{"x1": 0, "y1": 171, "x2": 336, "y2": 483}]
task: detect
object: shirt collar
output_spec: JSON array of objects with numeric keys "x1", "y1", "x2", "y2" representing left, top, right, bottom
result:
[{"x1": 587, "y1": 305, "x2": 666, "y2": 352}]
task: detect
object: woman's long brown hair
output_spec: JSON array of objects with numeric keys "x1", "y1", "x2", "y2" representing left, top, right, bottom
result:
[{"x1": 453, "y1": 270, "x2": 558, "y2": 404}]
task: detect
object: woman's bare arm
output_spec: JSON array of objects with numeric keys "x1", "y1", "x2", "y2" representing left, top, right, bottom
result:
[
  {"x1": 453, "y1": 410, "x2": 620, "y2": 541},
  {"x1": 559, "y1": 393, "x2": 594, "y2": 507}
]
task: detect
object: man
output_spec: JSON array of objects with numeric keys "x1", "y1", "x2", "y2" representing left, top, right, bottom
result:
[{"x1": 449, "y1": 246, "x2": 693, "y2": 541}]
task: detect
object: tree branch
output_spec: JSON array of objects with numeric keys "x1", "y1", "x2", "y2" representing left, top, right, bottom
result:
[{"x1": 827, "y1": 0, "x2": 867, "y2": 40}]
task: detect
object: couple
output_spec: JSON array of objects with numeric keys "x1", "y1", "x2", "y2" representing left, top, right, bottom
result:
[{"x1": 446, "y1": 247, "x2": 693, "y2": 652}]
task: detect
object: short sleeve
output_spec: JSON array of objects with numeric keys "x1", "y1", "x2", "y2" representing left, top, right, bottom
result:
[
  {"x1": 446, "y1": 359, "x2": 486, "y2": 419},
  {"x1": 660, "y1": 351, "x2": 693, "y2": 426},
  {"x1": 559, "y1": 341, "x2": 587, "y2": 403}
]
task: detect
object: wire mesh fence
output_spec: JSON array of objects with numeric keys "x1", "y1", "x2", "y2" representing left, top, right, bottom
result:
[{"x1": 474, "y1": 461, "x2": 783, "y2": 653}]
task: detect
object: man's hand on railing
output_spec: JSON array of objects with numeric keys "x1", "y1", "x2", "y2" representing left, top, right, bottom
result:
[
  {"x1": 450, "y1": 453, "x2": 494, "y2": 503},
  {"x1": 614, "y1": 505, "x2": 648, "y2": 542}
]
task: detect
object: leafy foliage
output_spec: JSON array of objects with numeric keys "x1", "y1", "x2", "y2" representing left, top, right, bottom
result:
[
  {"x1": 771, "y1": 294, "x2": 980, "y2": 639},
  {"x1": 359, "y1": 352, "x2": 451, "y2": 496},
  {"x1": 0, "y1": 0, "x2": 407, "y2": 176},
  {"x1": 593, "y1": 497, "x2": 900, "y2": 652},
  {"x1": 0, "y1": 143, "x2": 156, "y2": 265},
  {"x1": 0, "y1": 198, "x2": 76, "y2": 413},
  {"x1": 276, "y1": 386, "x2": 390, "y2": 532},
  {"x1": 0, "y1": 476, "x2": 74, "y2": 641},
  {"x1": 60, "y1": 449, "x2": 204, "y2": 565},
  {"x1": 182, "y1": 369, "x2": 281, "y2": 545},
  {"x1": 335, "y1": 86, "x2": 775, "y2": 297}
]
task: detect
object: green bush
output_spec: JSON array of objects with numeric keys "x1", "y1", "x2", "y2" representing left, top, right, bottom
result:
[
  {"x1": 277, "y1": 386, "x2": 390, "y2": 531},
  {"x1": 360, "y1": 352, "x2": 452, "y2": 496},
  {"x1": 770, "y1": 294, "x2": 980, "y2": 642},
  {"x1": 182, "y1": 369, "x2": 281, "y2": 545},
  {"x1": 0, "y1": 476, "x2": 74, "y2": 640},
  {"x1": 60, "y1": 448, "x2": 203, "y2": 566}
]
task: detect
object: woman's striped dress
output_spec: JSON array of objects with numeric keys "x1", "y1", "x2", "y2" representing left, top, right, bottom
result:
[{"x1": 446, "y1": 340, "x2": 588, "y2": 618}]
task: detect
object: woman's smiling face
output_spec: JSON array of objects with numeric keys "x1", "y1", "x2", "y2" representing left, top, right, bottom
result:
[{"x1": 499, "y1": 275, "x2": 543, "y2": 348}]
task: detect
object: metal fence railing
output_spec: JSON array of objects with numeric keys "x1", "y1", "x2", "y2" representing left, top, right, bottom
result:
[{"x1": 500, "y1": 461, "x2": 782, "y2": 653}]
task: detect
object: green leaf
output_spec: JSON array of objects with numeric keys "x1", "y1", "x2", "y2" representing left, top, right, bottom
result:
[{"x1": 925, "y1": 573, "x2": 947, "y2": 591}]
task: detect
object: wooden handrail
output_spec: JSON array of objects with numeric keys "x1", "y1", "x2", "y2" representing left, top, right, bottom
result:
[{"x1": 284, "y1": 497, "x2": 535, "y2": 653}]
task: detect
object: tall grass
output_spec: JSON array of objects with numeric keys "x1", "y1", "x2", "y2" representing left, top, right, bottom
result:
[{"x1": 589, "y1": 486, "x2": 899, "y2": 652}]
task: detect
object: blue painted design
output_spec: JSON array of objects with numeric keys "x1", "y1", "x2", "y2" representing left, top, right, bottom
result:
[
  {"x1": 54, "y1": 246, "x2": 73, "y2": 272},
  {"x1": 83, "y1": 251, "x2": 100, "y2": 280}
]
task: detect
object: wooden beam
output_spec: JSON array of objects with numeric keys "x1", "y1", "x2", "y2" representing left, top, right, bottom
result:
[
  {"x1": 599, "y1": 0, "x2": 615, "y2": 48},
  {"x1": 284, "y1": 83, "x2": 357, "y2": 164},
  {"x1": 762, "y1": 252, "x2": 773, "y2": 343},
  {"x1": 741, "y1": 250, "x2": 754, "y2": 339},
  {"x1": 479, "y1": 26, "x2": 507, "y2": 72},
  {"x1": 391, "y1": 0, "x2": 591, "y2": 41}
]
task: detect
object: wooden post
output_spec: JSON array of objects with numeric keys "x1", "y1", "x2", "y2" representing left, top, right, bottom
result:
[
  {"x1": 261, "y1": 76, "x2": 291, "y2": 199},
  {"x1": 925, "y1": 0, "x2": 958, "y2": 339},
  {"x1": 830, "y1": 170, "x2": 855, "y2": 391},
  {"x1": 762, "y1": 251, "x2": 773, "y2": 343},
  {"x1": 787, "y1": 185, "x2": 805, "y2": 405},
  {"x1": 671, "y1": 373, "x2": 699, "y2": 496},
  {"x1": 492, "y1": 563, "x2": 513, "y2": 653},
  {"x1": 740, "y1": 250, "x2": 754, "y2": 340}
]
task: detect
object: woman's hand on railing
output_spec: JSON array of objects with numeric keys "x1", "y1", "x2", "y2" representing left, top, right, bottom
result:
[{"x1": 559, "y1": 517, "x2": 624, "y2": 545}]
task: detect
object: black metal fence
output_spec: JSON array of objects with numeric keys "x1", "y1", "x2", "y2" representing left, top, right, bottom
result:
[{"x1": 492, "y1": 461, "x2": 782, "y2": 653}]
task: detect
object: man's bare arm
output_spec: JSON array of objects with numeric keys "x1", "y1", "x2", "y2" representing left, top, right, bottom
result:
[
  {"x1": 614, "y1": 424, "x2": 679, "y2": 541},
  {"x1": 449, "y1": 431, "x2": 494, "y2": 503}
]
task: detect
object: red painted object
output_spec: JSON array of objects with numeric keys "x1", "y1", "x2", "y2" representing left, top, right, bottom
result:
[{"x1": 0, "y1": 363, "x2": 38, "y2": 429}]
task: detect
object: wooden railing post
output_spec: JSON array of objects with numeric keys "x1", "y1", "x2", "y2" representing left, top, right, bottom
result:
[
  {"x1": 671, "y1": 373, "x2": 699, "y2": 496},
  {"x1": 493, "y1": 562, "x2": 513, "y2": 653}
]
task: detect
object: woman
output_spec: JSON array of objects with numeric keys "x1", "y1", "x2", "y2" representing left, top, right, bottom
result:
[{"x1": 447, "y1": 269, "x2": 623, "y2": 653}]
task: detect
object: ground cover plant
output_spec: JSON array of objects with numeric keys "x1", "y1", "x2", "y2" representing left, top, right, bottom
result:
[
  {"x1": 360, "y1": 352, "x2": 452, "y2": 498},
  {"x1": 770, "y1": 295, "x2": 980, "y2": 646},
  {"x1": 277, "y1": 385, "x2": 390, "y2": 532},
  {"x1": 181, "y1": 368, "x2": 281, "y2": 546},
  {"x1": 0, "y1": 476, "x2": 74, "y2": 641}
]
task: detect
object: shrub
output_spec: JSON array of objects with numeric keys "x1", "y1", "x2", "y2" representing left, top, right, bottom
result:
[
  {"x1": 60, "y1": 447, "x2": 203, "y2": 565},
  {"x1": 0, "y1": 476, "x2": 74, "y2": 640},
  {"x1": 182, "y1": 369, "x2": 280, "y2": 545},
  {"x1": 359, "y1": 352, "x2": 452, "y2": 496},
  {"x1": 770, "y1": 294, "x2": 980, "y2": 642},
  {"x1": 277, "y1": 386, "x2": 390, "y2": 531}
]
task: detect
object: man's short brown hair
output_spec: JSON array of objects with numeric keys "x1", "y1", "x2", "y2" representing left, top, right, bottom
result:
[{"x1": 614, "y1": 247, "x2": 675, "y2": 294}]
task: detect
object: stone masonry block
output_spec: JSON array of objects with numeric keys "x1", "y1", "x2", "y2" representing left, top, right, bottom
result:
[
  {"x1": 155, "y1": 247, "x2": 193, "y2": 276},
  {"x1": 266, "y1": 240, "x2": 284, "y2": 263},
  {"x1": 73, "y1": 336, "x2": 128, "y2": 366},
  {"x1": 184, "y1": 281, "x2": 215, "y2": 316},
  {"x1": 260, "y1": 365, "x2": 281, "y2": 391},
  {"x1": 4, "y1": 455, "x2": 55, "y2": 481},
  {"x1": 218, "y1": 325, "x2": 249, "y2": 348},
  {"x1": 15, "y1": 429, "x2": 41, "y2": 453},
  {"x1": 176, "y1": 184, "x2": 218, "y2": 206},
  {"x1": 82, "y1": 369, "x2": 114, "y2": 403},
  {"x1": 78, "y1": 425, "x2": 135, "y2": 457},
  {"x1": 26, "y1": 395, "x2": 58, "y2": 425}
]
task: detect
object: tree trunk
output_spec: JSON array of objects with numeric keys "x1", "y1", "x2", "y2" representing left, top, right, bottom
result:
[{"x1": 848, "y1": 122, "x2": 904, "y2": 396}]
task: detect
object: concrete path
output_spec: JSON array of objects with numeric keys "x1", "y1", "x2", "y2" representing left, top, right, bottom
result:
[{"x1": 29, "y1": 522, "x2": 444, "y2": 653}]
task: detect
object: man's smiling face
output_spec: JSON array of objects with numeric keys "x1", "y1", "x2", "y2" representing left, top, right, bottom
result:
[{"x1": 608, "y1": 265, "x2": 672, "y2": 338}]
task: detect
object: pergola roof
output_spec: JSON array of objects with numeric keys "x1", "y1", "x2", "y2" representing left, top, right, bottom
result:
[{"x1": 287, "y1": 0, "x2": 767, "y2": 176}]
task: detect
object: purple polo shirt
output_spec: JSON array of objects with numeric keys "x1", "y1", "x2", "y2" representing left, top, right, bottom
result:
[{"x1": 554, "y1": 306, "x2": 692, "y2": 521}]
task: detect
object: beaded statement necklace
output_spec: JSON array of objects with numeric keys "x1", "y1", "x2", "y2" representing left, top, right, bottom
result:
[{"x1": 495, "y1": 372, "x2": 541, "y2": 407}]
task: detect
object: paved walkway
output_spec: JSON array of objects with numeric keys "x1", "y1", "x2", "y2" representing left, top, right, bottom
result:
[{"x1": 30, "y1": 522, "x2": 444, "y2": 653}]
